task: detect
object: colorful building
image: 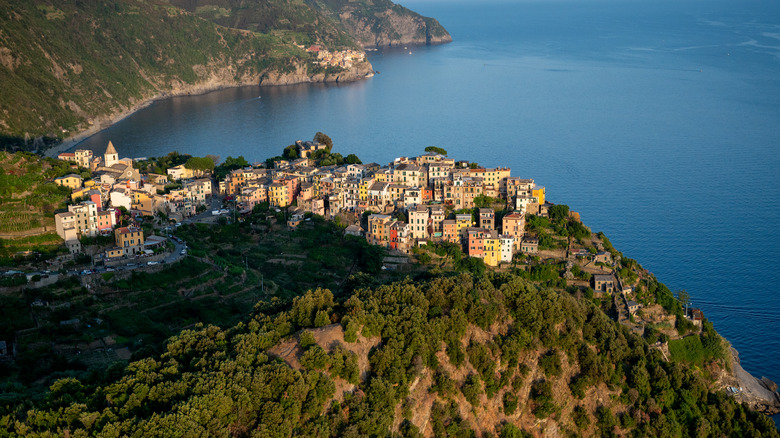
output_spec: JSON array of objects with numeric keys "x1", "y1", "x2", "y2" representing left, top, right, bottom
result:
[
  {"x1": 115, "y1": 226, "x2": 144, "y2": 256},
  {"x1": 54, "y1": 174, "x2": 83, "y2": 190}
]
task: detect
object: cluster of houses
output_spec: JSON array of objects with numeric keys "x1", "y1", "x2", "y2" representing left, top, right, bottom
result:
[
  {"x1": 222, "y1": 144, "x2": 551, "y2": 267},
  {"x1": 302, "y1": 45, "x2": 367, "y2": 69},
  {"x1": 54, "y1": 142, "x2": 211, "y2": 259},
  {"x1": 53, "y1": 140, "x2": 556, "y2": 267}
]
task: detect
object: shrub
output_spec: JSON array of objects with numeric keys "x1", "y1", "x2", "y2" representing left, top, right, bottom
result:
[
  {"x1": 573, "y1": 405, "x2": 590, "y2": 429},
  {"x1": 299, "y1": 330, "x2": 316, "y2": 348},
  {"x1": 503, "y1": 391, "x2": 518, "y2": 415},
  {"x1": 530, "y1": 379, "x2": 556, "y2": 419},
  {"x1": 461, "y1": 374, "x2": 482, "y2": 407},
  {"x1": 300, "y1": 345, "x2": 330, "y2": 370},
  {"x1": 538, "y1": 349, "x2": 562, "y2": 377}
]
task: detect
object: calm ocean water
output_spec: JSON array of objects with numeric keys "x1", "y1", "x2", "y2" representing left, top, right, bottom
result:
[{"x1": 75, "y1": 0, "x2": 779, "y2": 414}]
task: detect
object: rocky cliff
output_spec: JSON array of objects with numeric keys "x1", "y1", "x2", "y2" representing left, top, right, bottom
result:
[
  {"x1": 259, "y1": 61, "x2": 374, "y2": 86},
  {"x1": 719, "y1": 347, "x2": 780, "y2": 415},
  {"x1": 310, "y1": 0, "x2": 452, "y2": 47}
]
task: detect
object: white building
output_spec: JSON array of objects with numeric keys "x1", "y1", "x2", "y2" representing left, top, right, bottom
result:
[
  {"x1": 499, "y1": 235, "x2": 515, "y2": 263},
  {"x1": 110, "y1": 188, "x2": 132, "y2": 210}
]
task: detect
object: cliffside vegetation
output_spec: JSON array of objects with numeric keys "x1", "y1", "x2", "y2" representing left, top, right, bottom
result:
[
  {"x1": 169, "y1": 0, "x2": 452, "y2": 49},
  {"x1": 0, "y1": 0, "x2": 313, "y2": 145},
  {"x1": 1, "y1": 0, "x2": 448, "y2": 147},
  {"x1": 0, "y1": 200, "x2": 777, "y2": 436},
  {"x1": 1, "y1": 270, "x2": 777, "y2": 436}
]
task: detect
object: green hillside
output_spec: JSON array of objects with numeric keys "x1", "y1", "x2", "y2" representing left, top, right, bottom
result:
[
  {"x1": 1, "y1": 270, "x2": 777, "y2": 436},
  {"x1": 169, "y1": 0, "x2": 359, "y2": 49},
  {"x1": 0, "y1": 0, "x2": 450, "y2": 146},
  {"x1": 174, "y1": 0, "x2": 453, "y2": 48},
  {"x1": 0, "y1": 200, "x2": 777, "y2": 436},
  {"x1": 0, "y1": 0, "x2": 311, "y2": 143}
]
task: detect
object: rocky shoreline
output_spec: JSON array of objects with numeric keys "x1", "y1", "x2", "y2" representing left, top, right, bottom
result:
[
  {"x1": 719, "y1": 346, "x2": 780, "y2": 415},
  {"x1": 45, "y1": 61, "x2": 375, "y2": 158}
]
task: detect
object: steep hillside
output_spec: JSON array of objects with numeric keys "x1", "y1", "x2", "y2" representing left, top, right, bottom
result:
[
  {"x1": 1, "y1": 272, "x2": 777, "y2": 437},
  {"x1": 309, "y1": 0, "x2": 452, "y2": 47},
  {"x1": 0, "y1": 0, "x2": 373, "y2": 146},
  {"x1": 170, "y1": 0, "x2": 452, "y2": 48},
  {"x1": 169, "y1": 0, "x2": 360, "y2": 49}
]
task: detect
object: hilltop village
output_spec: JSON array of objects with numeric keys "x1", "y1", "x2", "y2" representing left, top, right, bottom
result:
[
  {"x1": 3, "y1": 141, "x2": 778, "y2": 431},
  {"x1": 53, "y1": 141, "x2": 552, "y2": 269}
]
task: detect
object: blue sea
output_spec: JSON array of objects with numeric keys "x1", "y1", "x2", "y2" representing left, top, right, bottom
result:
[{"x1": 74, "y1": 0, "x2": 780, "y2": 418}]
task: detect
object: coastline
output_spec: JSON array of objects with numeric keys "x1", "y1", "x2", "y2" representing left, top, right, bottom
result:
[
  {"x1": 722, "y1": 346, "x2": 780, "y2": 415},
  {"x1": 44, "y1": 61, "x2": 375, "y2": 158}
]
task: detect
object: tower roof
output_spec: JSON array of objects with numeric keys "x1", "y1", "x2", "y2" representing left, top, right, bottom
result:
[{"x1": 105, "y1": 141, "x2": 117, "y2": 156}]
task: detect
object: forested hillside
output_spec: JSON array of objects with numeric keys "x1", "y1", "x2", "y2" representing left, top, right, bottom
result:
[
  {"x1": 168, "y1": 0, "x2": 452, "y2": 48},
  {"x1": 0, "y1": 0, "x2": 314, "y2": 144},
  {"x1": 0, "y1": 0, "x2": 448, "y2": 146},
  {"x1": 1, "y1": 270, "x2": 776, "y2": 436}
]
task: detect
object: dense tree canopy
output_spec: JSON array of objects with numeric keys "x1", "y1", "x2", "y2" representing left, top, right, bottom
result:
[
  {"x1": 314, "y1": 132, "x2": 333, "y2": 151},
  {"x1": 2, "y1": 270, "x2": 775, "y2": 437}
]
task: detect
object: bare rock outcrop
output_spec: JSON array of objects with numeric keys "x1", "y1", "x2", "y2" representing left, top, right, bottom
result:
[{"x1": 720, "y1": 347, "x2": 780, "y2": 415}]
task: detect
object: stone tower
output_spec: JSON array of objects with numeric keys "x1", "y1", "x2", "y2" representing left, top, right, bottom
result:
[{"x1": 104, "y1": 141, "x2": 119, "y2": 168}]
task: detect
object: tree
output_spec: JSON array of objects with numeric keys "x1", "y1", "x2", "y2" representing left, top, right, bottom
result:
[
  {"x1": 499, "y1": 424, "x2": 525, "y2": 438},
  {"x1": 283, "y1": 145, "x2": 299, "y2": 160},
  {"x1": 300, "y1": 330, "x2": 316, "y2": 348},
  {"x1": 205, "y1": 154, "x2": 220, "y2": 166},
  {"x1": 313, "y1": 132, "x2": 333, "y2": 151},
  {"x1": 223, "y1": 156, "x2": 249, "y2": 168},
  {"x1": 184, "y1": 156, "x2": 215, "y2": 173},
  {"x1": 344, "y1": 154, "x2": 362, "y2": 164},
  {"x1": 548, "y1": 204, "x2": 570, "y2": 222},
  {"x1": 424, "y1": 146, "x2": 448, "y2": 156},
  {"x1": 677, "y1": 289, "x2": 691, "y2": 316}
]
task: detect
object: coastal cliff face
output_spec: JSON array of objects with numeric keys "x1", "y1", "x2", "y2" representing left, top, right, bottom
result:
[
  {"x1": 718, "y1": 347, "x2": 780, "y2": 415},
  {"x1": 311, "y1": 0, "x2": 453, "y2": 47},
  {"x1": 334, "y1": 8, "x2": 452, "y2": 47},
  {"x1": 259, "y1": 61, "x2": 374, "y2": 86}
]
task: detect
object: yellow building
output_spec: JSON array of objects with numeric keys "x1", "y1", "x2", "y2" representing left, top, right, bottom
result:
[
  {"x1": 531, "y1": 185, "x2": 546, "y2": 205},
  {"x1": 359, "y1": 178, "x2": 374, "y2": 201},
  {"x1": 373, "y1": 169, "x2": 394, "y2": 183},
  {"x1": 115, "y1": 226, "x2": 144, "y2": 256},
  {"x1": 106, "y1": 248, "x2": 124, "y2": 259},
  {"x1": 455, "y1": 213, "x2": 473, "y2": 237},
  {"x1": 470, "y1": 167, "x2": 511, "y2": 196},
  {"x1": 54, "y1": 174, "x2": 83, "y2": 190},
  {"x1": 269, "y1": 182, "x2": 289, "y2": 207},
  {"x1": 70, "y1": 188, "x2": 90, "y2": 202},
  {"x1": 483, "y1": 235, "x2": 501, "y2": 267}
]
